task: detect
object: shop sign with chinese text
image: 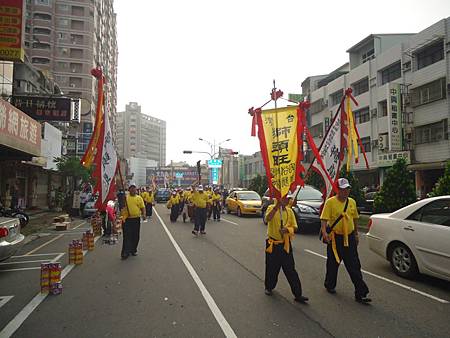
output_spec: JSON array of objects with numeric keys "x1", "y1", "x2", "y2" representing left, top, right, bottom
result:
[
  {"x1": 10, "y1": 96, "x2": 76, "y2": 122},
  {"x1": 377, "y1": 151, "x2": 410, "y2": 167},
  {"x1": 387, "y1": 83, "x2": 402, "y2": 151},
  {"x1": 0, "y1": 98, "x2": 41, "y2": 156},
  {"x1": 0, "y1": 0, "x2": 25, "y2": 62}
]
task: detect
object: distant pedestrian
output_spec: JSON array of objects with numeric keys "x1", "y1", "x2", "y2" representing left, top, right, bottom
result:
[
  {"x1": 320, "y1": 178, "x2": 371, "y2": 303},
  {"x1": 191, "y1": 184, "x2": 209, "y2": 235},
  {"x1": 104, "y1": 200, "x2": 116, "y2": 236},
  {"x1": 264, "y1": 196, "x2": 308, "y2": 303},
  {"x1": 167, "y1": 191, "x2": 180, "y2": 222},
  {"x1": 212, "y1": 188, "x2": 222, "y2": 221},
  {"x1": 120, "y1": 183, "x2": 146, "y2": 259}
]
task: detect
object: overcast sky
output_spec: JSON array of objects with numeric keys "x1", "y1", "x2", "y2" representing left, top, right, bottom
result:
[{"x1": 114, "y1": 0, "x2": 449, "y2": 166}]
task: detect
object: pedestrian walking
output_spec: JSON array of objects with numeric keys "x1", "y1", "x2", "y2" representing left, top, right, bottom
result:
[
  {"x1": 264, "y1": 196, "x2": 308, "y2": 303},
  {"x1": 120, "y1": 183, "x2": 146, "y2": 259},
  {"x1": 167, "y1": 191, "x2": 180, "y2": 222},
  {"x1": 320, "y1": 178, "x2": 371, "y2": 303},
  {"x1": 191, "y1": 184, "x2": 209, "y2": 235},
  {"x1": 212, "y1": 188, "x2": 222, "y2": 221},
  {"x1": 142, "y1": 187, "x2": 154, "y2": 219}
]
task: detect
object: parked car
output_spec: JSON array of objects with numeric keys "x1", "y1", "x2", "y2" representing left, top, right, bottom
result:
[
  {"x1": 82, "y1": 197, "x2": 98, "y2": 218},
  {"x1": 225, "y1": 190, "x2": 262, "y2": 217},
  {"x1": 0, "y1": 217, "x2": 25, "y2": 261},
  {"x1": 291, "y1": 185, "x2": 323, "y2": 233},
  {"x1": 155, "y1": 188, "x2": 171, "y2": 203},
  {"x1": 367, "y1": 196, "x2": 450, "y2": 281}
]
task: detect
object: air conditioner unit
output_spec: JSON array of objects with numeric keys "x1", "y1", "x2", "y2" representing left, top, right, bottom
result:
[
  {"x1": 378, "y1": 134, "x2": 388, "y2": 150},
  {"x1": 70, "y1": 83, "x2": 76, "y2": 87},
  {"x1": 402, "y1": 62, "x2": 411, "y2": 71},
  {"x1": 371, "y1": 139, "x2": 378, "y2": 147},
  {"x1": 371, "y1": 108, "x2": 377, "y2": 118}
]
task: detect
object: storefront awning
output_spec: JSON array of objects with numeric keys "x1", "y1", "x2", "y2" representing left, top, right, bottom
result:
[
  {"x1": 408, "y1": 161, "x2": 448, "y2": 171},
  {"x1": 0, "y1": 98, "x2": 41, "y2": 159}
]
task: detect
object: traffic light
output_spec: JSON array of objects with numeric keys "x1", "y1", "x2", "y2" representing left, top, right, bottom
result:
[{"x1": 183, "y1": 150, "x2": 192, "y2": 154}]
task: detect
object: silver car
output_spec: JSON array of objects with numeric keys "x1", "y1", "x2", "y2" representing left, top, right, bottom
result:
[{"x1": 0, "y1": 217, "x2": 25, "y2": 261}]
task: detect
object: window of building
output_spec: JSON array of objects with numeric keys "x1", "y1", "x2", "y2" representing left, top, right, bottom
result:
[
  {"x1": 378, "y1": 100, "x2": 388, "y2": 117},
  {"x1": 310, "y1": 99, "x2": 326, "y2": 114},
  {"x1": 71, "y1": 6, "x2": 85, "y2": 16},
  {"x1": 31, "y1": 57, "x2": 50, "y2": 64},
  {"x1": 33, "y1": 12, "x2": 51, "y2": 20},
  {"x1": 33, "y1": 27, "x2": 51, "y2": 35},
  {"x1": 360, "y1": 137, "x2": 371, "y2": 153},
  {"x1": 362, "y1": 49, "x2": 374, "y2": 63},
  {"x1": 35, "y1": 0, "x2": 50, "y2": 5},
  {"x1": 354, "y1": 107, "x2": 370, "y2": 124},
  {"x1": 380, "y1": 61, "x2": 401, "y2": 85},
  {"x1": 329, "y1": 90, "x2": 343, "y2": 106},
  {"x1": 58, "y1": 18, "x2": 69, "y2": 26},
  {"x1": 415, "y1": 41, "x2": 444, "y2": 70},
  {"x1": 352, "y1": 77, "x2": 369, "y2": 96},
  {"x1": 25, "y1": 25, "x2": 31, "y2": 33},
  {"x1": 32, "y1": 42, "x2": 51, "y2": 49},
  {"x1": 309, "y1": 122, "x2": 323, "y2": 138},
  {"x1": 70, "y1": 34, "x2": 84, "y2": 44},
  {"x1": 57, "y1": 3, "x2": 69, "y2": 11},
  {"x1": 410, "y1": 78, "x2": 446, "y2": 107},
  {"x1": 70, "y1": 48, "x2": 83, "y2": 59},
  {"x1": 71, "y1": 20, "x2": 84, "y2": 31},
  {"x1": 414, "y1": 120, "x2": 448, "y2": 145}
]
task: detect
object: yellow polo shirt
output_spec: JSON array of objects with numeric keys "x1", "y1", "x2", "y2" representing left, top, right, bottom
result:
[
  {"x1": 266, "y1": 204, "x2": 297, "y2": 241},
  {"x1": 122, "y1": 195, "x2": 145, "y2": 219},
  {"x1": 320, "y1": 196, "x2": 358, "y2": 234},
  {"x1": 191, "y1": 191, "x2": 209, "y2": 208}
]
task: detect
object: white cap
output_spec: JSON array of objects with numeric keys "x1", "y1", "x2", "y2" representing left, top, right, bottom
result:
[
  {"x1": 198, "y1": 185, "x2": 204, "y2": 191},
  {"x1": 129, "y1": 182, "x2": 136, "y2": 188},
  {"x1": 337, "y1": 178, "x2": 351, "y2": 189}
]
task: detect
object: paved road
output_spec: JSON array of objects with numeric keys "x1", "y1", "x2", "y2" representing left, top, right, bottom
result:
[{"x1": 0, "y1": 204, "x2": 449, "y2": 337}]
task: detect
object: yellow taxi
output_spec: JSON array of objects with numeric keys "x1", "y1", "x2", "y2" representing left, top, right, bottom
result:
[{"x1": 225, "y1": 190, "x2": 262, "y2": 217}]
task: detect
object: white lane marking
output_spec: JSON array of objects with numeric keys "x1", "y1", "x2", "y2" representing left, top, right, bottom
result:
[
  {"x1": 304, "y1": 249, "x2": 449, "y2": 304},
  {"x1": 0, "y1": 267, "x2": 41, "y2": 272},
  {"x1": 23, "y1": 221, "x2": 86, "y2": 256},
  {"x1": 0, "y1": 259, "x2": 52, "y2": 266},
  {"x1": 0, "y1": 237, "x2": 99, "y2": 337},
  {"x1": 0, "y1": 296, "x2": 14, "y2": 309},
  {"x1": 12, "y1": 253, "x2": 64, "y2": 258},
  {"x1": 221, "y1": 217, "x2": 238, "y2": 226},
  {"x1": 154, "y1": 209, "x2": 237, "y2": 338}
]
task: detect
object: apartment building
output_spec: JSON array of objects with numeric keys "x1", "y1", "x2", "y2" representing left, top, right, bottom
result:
[
  {"x1": 301, "y1": 18, "x2": 450, "y2": 197},
  {"x1": 23, "y1": 0, "x2": 118, "y2": 154},
  {"x1": 116, "y1": 102, "x2": 167, "y2": 166}
]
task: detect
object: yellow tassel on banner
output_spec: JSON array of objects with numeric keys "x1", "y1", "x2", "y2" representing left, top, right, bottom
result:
[{"x1": 346, "y1": 96, "x2": 359, "y2": 171}]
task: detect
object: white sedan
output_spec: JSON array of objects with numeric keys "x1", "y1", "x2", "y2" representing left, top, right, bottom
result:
[{"x1": 366, "y1": 196, "x2": 450, "y2": 281}]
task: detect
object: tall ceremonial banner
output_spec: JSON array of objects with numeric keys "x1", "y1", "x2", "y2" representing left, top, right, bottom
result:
[
  {"x1": 310, "y1": 107, "x2": 343, "y2": 198},
  {"x1": 93, "y1": 102, "x2": 117, "y2": 209},
  {"x1": 255, "y1": 106, "x2": 304, "y2": 198},
  {"x1": 80, "y1": 68, "x2": 104, "y2": 168}
]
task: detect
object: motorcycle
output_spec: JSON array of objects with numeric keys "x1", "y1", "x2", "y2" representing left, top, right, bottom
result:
[{"x1": 0, "y1": 204, "x2": 29, "y2": 228}]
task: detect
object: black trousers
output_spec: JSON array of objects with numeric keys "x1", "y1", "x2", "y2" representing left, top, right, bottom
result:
[
  {"x1": 145, "y1": 202, "x2": 153, "y2": 217},
  {"x1": 325, "y1": 232, "x2": 369, "y2": 297},
  {"x1": 194, "y1": 207, "x2": 207, "y2": 231},
  {"x1": 212, "y1": 204, "x2": 221, "y2": 220},
  {"x1": 170, "y1": 204, "x2": 179, "y2": 222},
  {"x1": 122, "y1": 217, "x2": 141, "y2": 256},
  {"x1": 265, "y1": 239, "x2": 303, "y2": 298}
]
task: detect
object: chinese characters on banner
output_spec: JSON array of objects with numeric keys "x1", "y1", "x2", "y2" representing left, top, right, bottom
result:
[
  {"x1": 0, "y1": 0, "x2": 25, "y2": 62},
  {"x1": 257, "y1": 106, "x2": 300, "y2": 198},
  {"x1": 387, "y1": 83, "x2": 402, "y2": 151},
  {"x1": 311, "y1": 110, "x2": 342, "y2": 198},
  {"x1": 0, "y1": 98, "x2": 41, "y2": 156}
]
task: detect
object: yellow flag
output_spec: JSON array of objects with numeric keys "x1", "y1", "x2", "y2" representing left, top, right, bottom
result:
[{"x1": 346, "y1": 96, "x2": 359, "y2": 171}]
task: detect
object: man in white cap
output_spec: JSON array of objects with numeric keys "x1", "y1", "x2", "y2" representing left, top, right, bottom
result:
[
  {"x1": 320, "y1": 177, "x2": 371, "y2": 303},
  {"x1": 190, "y1": 184, "x2": 209, "y2": 235}
]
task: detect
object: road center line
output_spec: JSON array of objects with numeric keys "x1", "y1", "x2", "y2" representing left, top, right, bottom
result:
[
  {"x1": 0, "y1": 236, "x2": 100, "y2": 338},
  {"x1": 221, "y1": 217, "x2": 238, "y2": 226},
  {"x1": 0, "y1": 296, "x2": 14, "y2": 309},
  {"x1": 154, "y1": 209, "x2": 237, "y2": 338},
  {"x1": 304, "y1": 249, "x2": 449, "y2": 304}
]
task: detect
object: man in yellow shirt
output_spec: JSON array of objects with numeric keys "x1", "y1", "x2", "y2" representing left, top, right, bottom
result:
[
  {"x1": 191, "y1": 184, "x2": 209, "y2": 235},
  {"x1": 168, "y1": 191, "x2": 180, "y2": 222},
  {"x1": 320, "y1": 178, "x2": 370, "y2": 303},
  {"x1": 142, "y1": 187, "x2": 154, "y2": 219},
  {"x1": 211, "y1": 188, "x2": 222, "y2": 221},
  {"x1": 265, "y1": 196, "x2": 308, "y2": 303},
  {"x1": 121, "y1": 183, "x2": 146, "y2": 259}
]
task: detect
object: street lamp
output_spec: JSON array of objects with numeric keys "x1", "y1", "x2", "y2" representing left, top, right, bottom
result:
[{"x1": 198, "y1": 138, "x2": 231, "y2": 159}]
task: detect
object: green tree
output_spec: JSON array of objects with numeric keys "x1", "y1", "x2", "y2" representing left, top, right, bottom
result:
[
  {"x1": 305, "y1": 170, "x2": 325, "y2": 191},
  {"x1": 429, "y1": 160, "x2": 450, "y2": 197},
  {"x1": 248, "y1": 174, "x2": 268, "y2": 197},
  {"x1": 54, "y1": 155, "x2": 94, "y2": 191},
  {"x1": 339, "y1": 168, "x2": 365, "y2": 206},
  {"x1": 374, "y1": 158, "x2": 416, "y2": 213}
]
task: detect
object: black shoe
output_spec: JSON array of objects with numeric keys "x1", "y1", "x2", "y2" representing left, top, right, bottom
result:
[
  {"x1": 294, "y1": 296, "x2": 309, "y2": 303},
  {"x1": 200, "y1": 231, "x2": 206, "y2": 235},
  {"x1": 192, "y1": 230, "x2": 198, "y2": 236},
  {"x1": 355, "y1": 296, "x2": 372, "y2": 304},
  {"x1": 326, "y1": 288, "x2": 336, "y2": 294},
  {"x1": 121, "y1": 254, "x2": 129, "y2": 260},
  {"x1": 131, "y1": 252, "x2": 138, "y2": 256},
  {"x1": 264, "y1": 289, "x2": 272, "y2": 296}
]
